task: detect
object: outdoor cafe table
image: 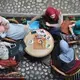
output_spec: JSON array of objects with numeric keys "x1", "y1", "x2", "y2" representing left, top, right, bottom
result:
[{"x1": 24, "y1": 29, "x2": 54, "y2": 57}]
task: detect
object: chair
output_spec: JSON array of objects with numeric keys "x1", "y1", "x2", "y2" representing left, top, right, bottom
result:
[
  {"x1": 51, "y1": 60, "x2": 80, "y2": 76},
  {"x1": 0, "y1": 54, "x2": 21, "y2": 77}
]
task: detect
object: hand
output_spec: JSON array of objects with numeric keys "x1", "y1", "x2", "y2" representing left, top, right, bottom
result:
[
  {"x1": 72, "y1": 34, "x2": 77, "y2": 40},
  {"x1": 46, "y1": 22, "x2": 51, "y2": 27},
  {"x1": 69, "y1": 25, "x2": 72, "y2": 28}
]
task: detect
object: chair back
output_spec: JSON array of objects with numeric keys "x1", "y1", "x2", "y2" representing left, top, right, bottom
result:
[{"x1": 51, "y1": 60, "x2": 80, "y2": 76}]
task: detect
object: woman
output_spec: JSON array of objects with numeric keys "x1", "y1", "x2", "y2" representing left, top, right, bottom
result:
[
  {"x1": 29, "y1": 7, "x2": 61, "y2": 41},
  {"x1": 61, "y1": 20, "x2": 80, "y2": 40},
  {"x1": 51, "y1": 39, "x2": 75, "y2": 72},
  {"x1": 0, "y1": 16, "x2": 30, "y2": 40}
]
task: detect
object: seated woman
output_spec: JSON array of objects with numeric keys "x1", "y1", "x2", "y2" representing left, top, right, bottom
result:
[
  {"x1": 51, "y1": 39, "x2": 75, "y2": 72},
  {"x1": 61, "y1": 20, "x2": 75, "y2": 40},
  {"x1": 61, "y1": 20, "x2": 80, "y2": 40},
  {"x1": 29, "y1": 7, "x2": 61, "y2": 41},
  {"x1": 0, "y1": 16, "x2": 30, "y2": 40}
]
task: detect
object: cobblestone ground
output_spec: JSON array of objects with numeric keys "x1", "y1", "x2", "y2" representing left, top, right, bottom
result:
[
  {"x1": 0, "y1": 0, "x2": 80, "y2": 80},
  {"x1": 0, "y1": 0, "x2": 80, "y2": 15},
  {"x1": 17, "y1": 57, "x2": 64, "y2": 80}
]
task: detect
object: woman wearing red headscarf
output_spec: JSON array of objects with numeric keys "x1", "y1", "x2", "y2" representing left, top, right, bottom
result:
[{"x1": 29, "y1": 7, "x2": 61, "y2": 41}]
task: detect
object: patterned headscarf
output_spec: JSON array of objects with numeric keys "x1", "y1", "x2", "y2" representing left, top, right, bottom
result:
[{"x1": 45, "y1": 7, "x2": 60, "y2": 21}]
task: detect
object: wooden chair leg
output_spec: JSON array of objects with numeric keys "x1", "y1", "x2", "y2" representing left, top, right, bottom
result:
[
  {"x1": 2, "y1": 38, "x2": 16, "y2": 42},
  {"x1": 4, "y1": 72, "x2": 20, "y2": 77}
]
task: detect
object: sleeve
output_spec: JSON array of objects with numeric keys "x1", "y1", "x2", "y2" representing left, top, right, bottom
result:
[
  {"x1": 29, "y1": 15, "x2": 42, "y2": 24},
  {"x1": 58, "y1": 12, "x2": 63, "y2": 26}
]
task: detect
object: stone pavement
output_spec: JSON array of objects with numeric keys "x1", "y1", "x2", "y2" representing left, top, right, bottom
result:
[{"x1": 0, "y1": 0, "x2": 80, "y2": 16}]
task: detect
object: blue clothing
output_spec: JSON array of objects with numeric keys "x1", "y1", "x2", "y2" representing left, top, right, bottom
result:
[
  {"x1": 59, "y1": 40, "x2": 74, "y2": 63},
  {"x1": 0, "y1": 23, "x2": 29, "y2": 40},
  {"x1": 73, "y1": 20, "x2": 80, "y2": 35},
  {"x1": 75, "y1": 20, "x2": 80, "y2": 27},
  {"x1": 59, "y1": 48, "x2": 74, "y2": 63},
  {"x1": 51, "y1": 41, "x2": 75, "y2": 72},
  {"x1": 49, "y1": 27, "x2": 60, "y2": 36}
]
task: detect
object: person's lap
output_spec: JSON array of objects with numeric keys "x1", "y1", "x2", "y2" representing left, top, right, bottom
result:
[{"x1": 49, "y1": 27, "x2": 61, "y2": 41}]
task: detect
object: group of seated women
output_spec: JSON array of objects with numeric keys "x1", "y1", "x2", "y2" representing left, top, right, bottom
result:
[
  {"x1": 0, "y1": 6, "x2": 80, "y2": 72},
  {"x1": 29, "y1": 6, "x2": 80, "y2": 72}
]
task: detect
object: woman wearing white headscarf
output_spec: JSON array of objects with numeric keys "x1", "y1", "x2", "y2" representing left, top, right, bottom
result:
[{"x1": 0, "y1": 16, "x2": 30, "y2": 40}]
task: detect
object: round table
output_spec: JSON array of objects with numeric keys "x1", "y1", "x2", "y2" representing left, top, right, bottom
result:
[{"x1": 24, "y1": 29, "x2": 54, "y2": 57}]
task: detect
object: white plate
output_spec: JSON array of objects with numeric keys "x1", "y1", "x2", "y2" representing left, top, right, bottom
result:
[{"x1": 28, "y1": 40, "x2": 34, "y2": 44}]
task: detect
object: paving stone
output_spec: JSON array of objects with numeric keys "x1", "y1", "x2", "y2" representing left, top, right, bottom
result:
[
  {"x1": 18, "y1": 9, "x2": 21, "y2": 12},
  {"x1": 27, "y1": 6, "x2": 31, "y2": 8},
  {"x1": 21, "y1": 68, "x2": 25, "y2": 72},
  {"x1": 0, "y1": 0, "x2": 49, "y2": 14},
  {"x1": 14, "y1": 0, "x2": 18, "y2": 2},
  {"x1": 16, "y1": 57, "x2": 65, "y2": 80},
  {"x1": 32, "y1": 2, "x2": 36, "y2": 4},
  {"x1": 27, "y1": 3, "x2": 31, "y2": 6},
  {"x1": 22, "y1": 73, "x2": 25, "y2": 76},
  {"x1": 36, "y1": 0, "x2": 42, "y2": 3},
  {"x1": 29, "y1": 0, "x2": 33, "y2": 2},
  {"x1": 51, "y1": 0, "x2": 80, "y2": 13}
]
